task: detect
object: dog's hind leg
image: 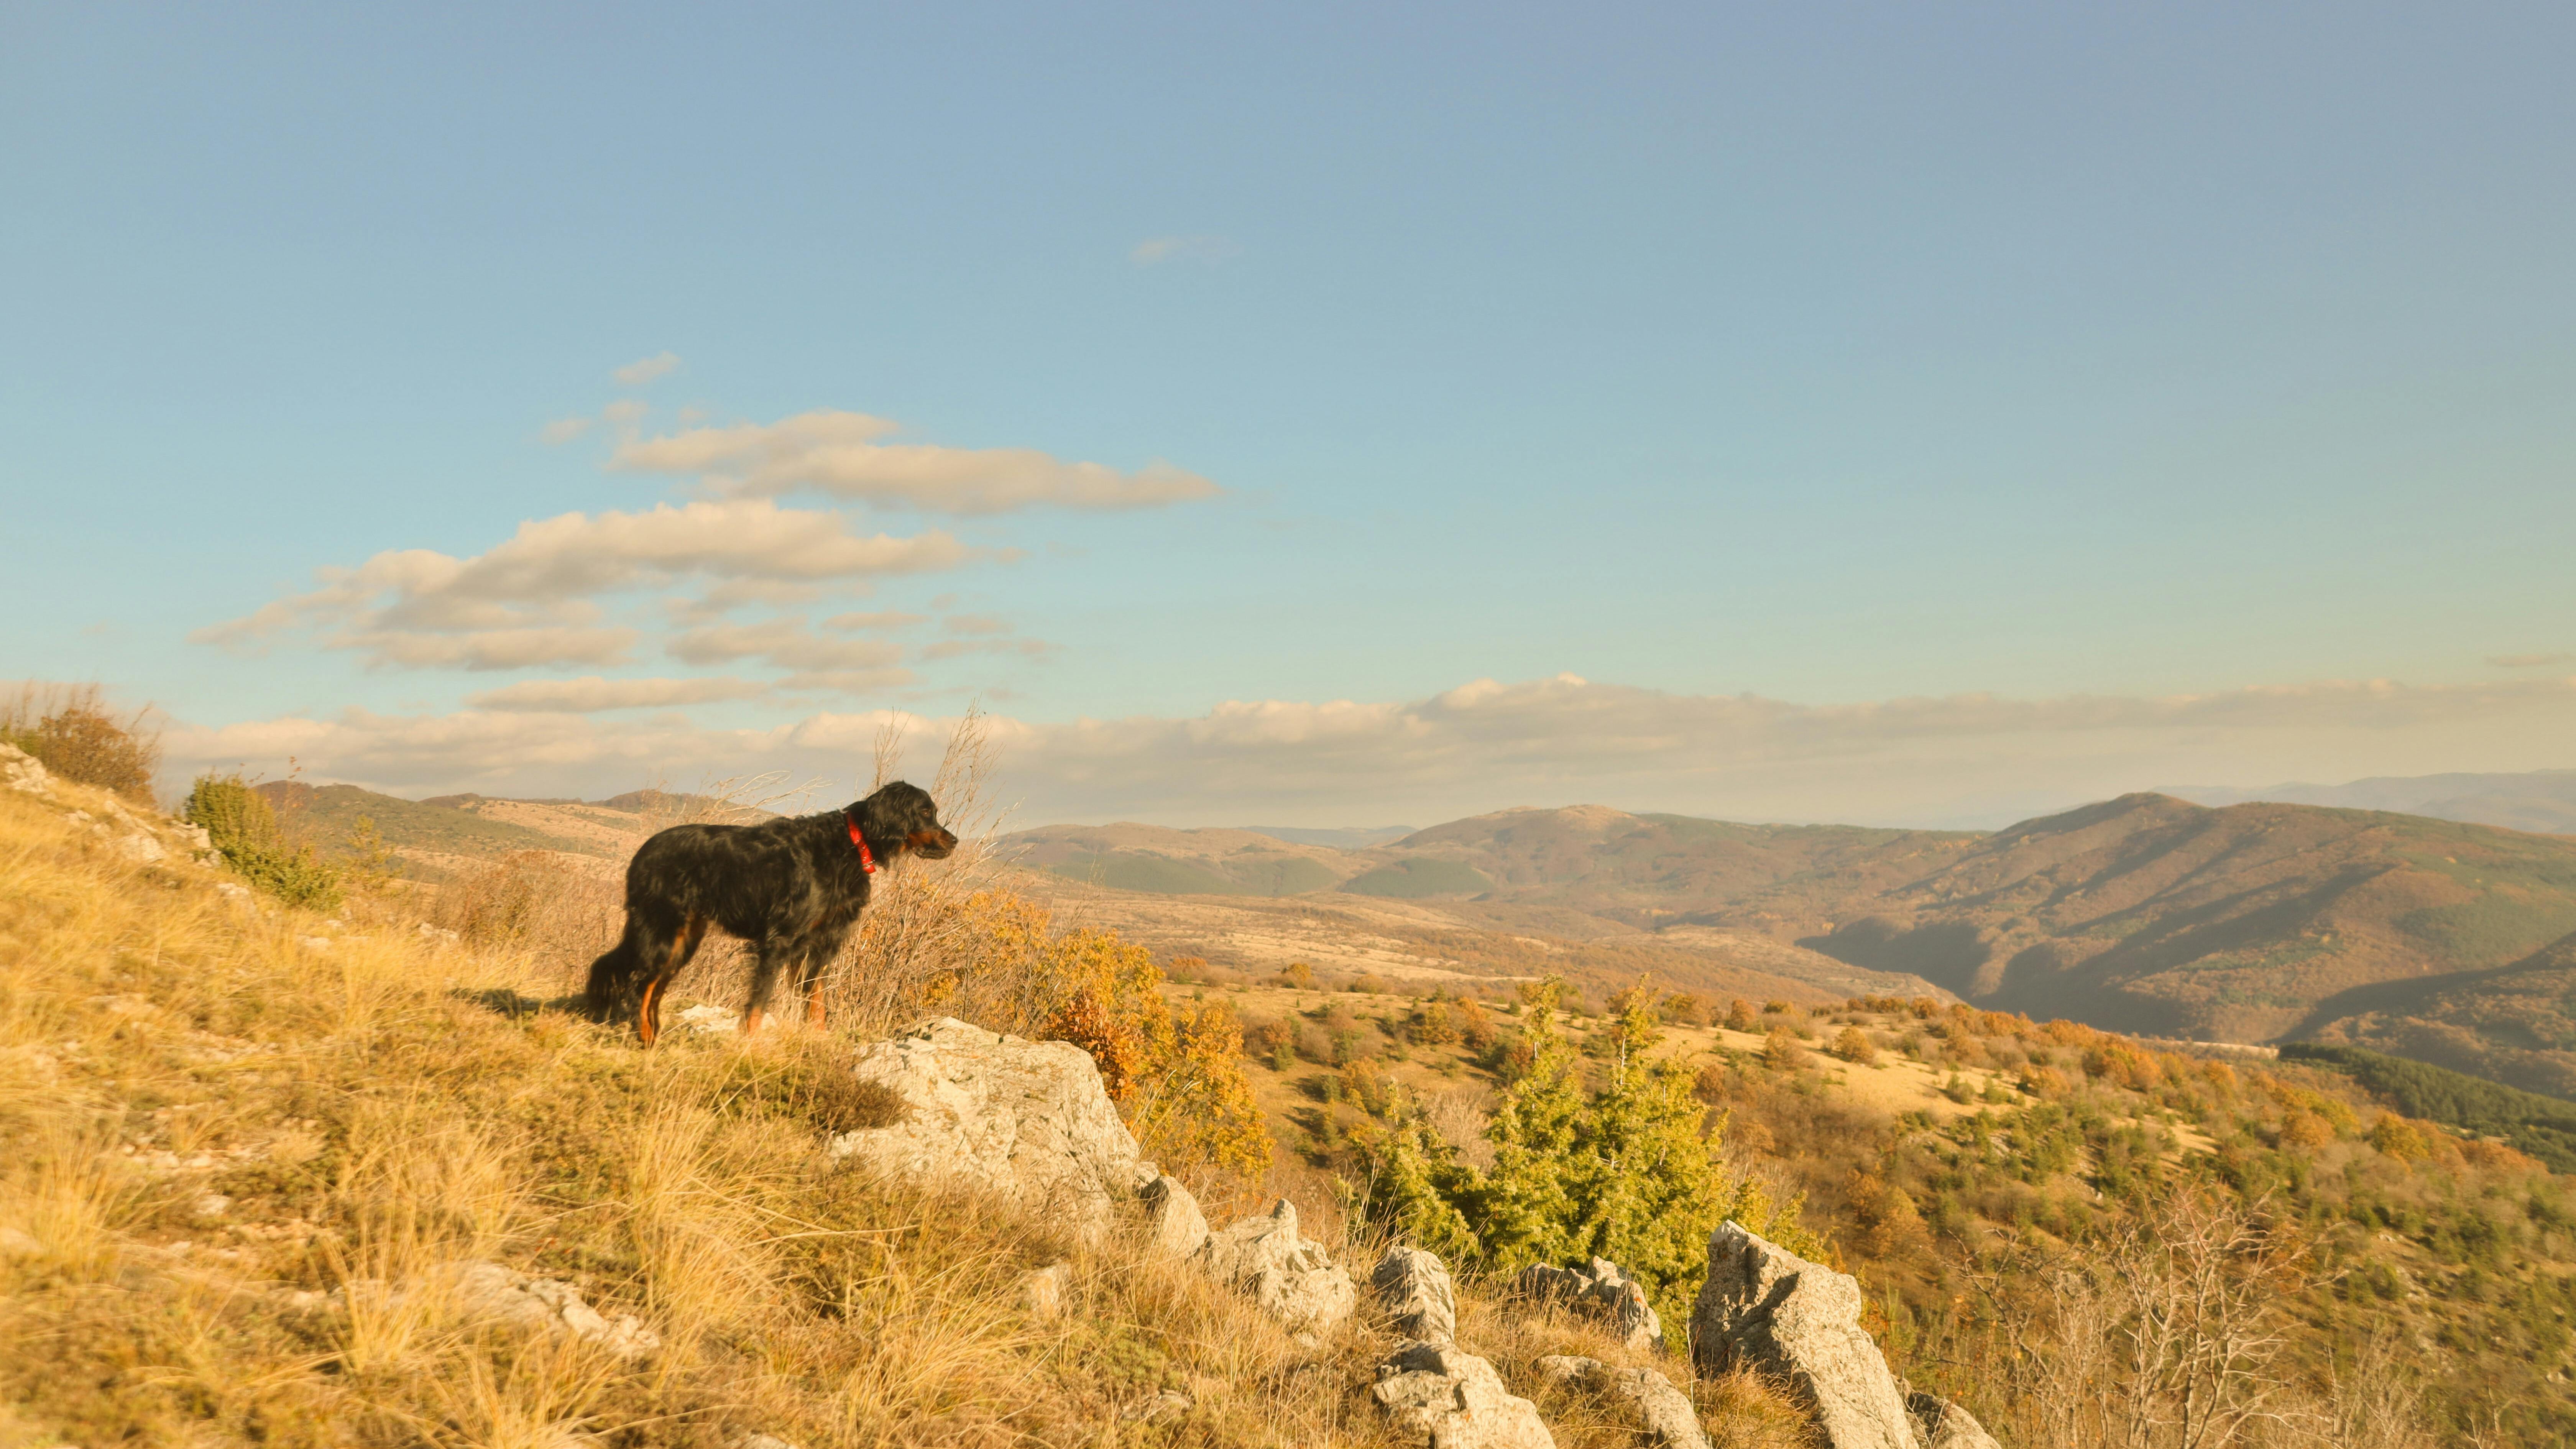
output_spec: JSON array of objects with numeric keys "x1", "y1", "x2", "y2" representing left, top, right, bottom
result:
[{"x1": 634, "y1": 914, "x2": 709, "y2": 1046}]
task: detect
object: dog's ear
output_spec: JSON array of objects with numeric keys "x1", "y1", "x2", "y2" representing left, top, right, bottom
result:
[{"x1": 853, "y1": 786, "x2": 895, "y2": 842}]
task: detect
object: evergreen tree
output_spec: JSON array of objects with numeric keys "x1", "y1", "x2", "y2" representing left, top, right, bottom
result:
[{"x1": 1358, "y1": 975, "x2": 1826, "y2": 1329}]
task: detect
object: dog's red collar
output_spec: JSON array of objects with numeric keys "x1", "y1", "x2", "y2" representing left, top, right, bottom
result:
[{"x1": 847, "y1": 812, "x2": 877, "y2": 874}]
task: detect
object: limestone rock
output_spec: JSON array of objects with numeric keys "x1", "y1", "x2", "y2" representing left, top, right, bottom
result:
[
  {"x1": 1372, "y1": 1340, "x2": 1556, "y2": 1449},
  {"x1": 1690, "y1": 1222, "x2": 1913, "y2": 1449},
  {"x1": 677, "y1": 1003, "x2": 740, "y2": 1033},
  {"x1": 1019, "y1": 1261, "x2": 1073, "y2": 1319},
  {"x1": 826, "y1": 1017, "x2": 1142, "y2": 1232},
  {"x1": 1140, "y1": 1171, "x2": 1209, "y2": 1260},
  {"x1": 1198, "y1": 1198, "x2": 1355, "y2": 1334},
  {"x1": 0, "y1": 743, "x2": 53, "y2": 796},
  {"x1": 1532, "y1": 1355, "x2": 1707, "y2": 1449},
  {"x1": 1905, "y1": 1390, "x2": 2002, "y2": 1449},
  {"x1": 1372, "y1": 1245, "x2": 1458, "y2": 1345},
  {"x1": 1512, "y1": 1256, "x2": 1663, "y2": 1351},
  {"x1": 437, "y1": 1260, "x2": 660, "y2": 1359}
]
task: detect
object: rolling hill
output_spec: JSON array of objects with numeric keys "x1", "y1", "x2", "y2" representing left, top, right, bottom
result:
[
  {"x1": 1006, "y1": 822, "x2": 1359, "y2": 895},
  {"x1": 253, "y1": 780, "x2": 600, "y2": 865}
]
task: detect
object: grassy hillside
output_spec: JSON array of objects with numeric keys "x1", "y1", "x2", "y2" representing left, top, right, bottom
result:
[
  {"x1": 254, "y1": 780, "x2": 607, "y2": 865},
  {"x1": 7, "y1": 773, "x2": 1841, "y2": 1449},
  {"x1": 1192, "y1": 970, "x2": 2576, "y2": 1445},
  {"x1": 14, "y1": 750, "x2": 2576, "y2": 1444}
]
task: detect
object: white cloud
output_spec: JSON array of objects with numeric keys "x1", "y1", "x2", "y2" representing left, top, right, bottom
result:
[
  {"x1": 1130, "y1": 235, "x2": 1236, "y2": 266},
  {"x1": 941, "y1": 613, "x2": 1012, "y2": 636},
  {"x1": 159, "y1": 672, "x2": 2576, "y2": 828},
  {"x1": 665, "y1": 580, "x2": 828, "y2": 624},
  {"x1": 539, "y1": 416, "x2": 593, "y2": 445},
  {"x1": 920, "y1": 637, "x2": 1053, "y2": 661},
  {"x1": 196, "y1": 500, "x2": 978, "y2": 669},
  {"x1": 611, "y1": 410, "x2": 1221, "y2": 514},
  {"x1": 465, "y1": 675, "x2": 770, "y2": 713},
  {"x1": 667, "y1": 618, "x2": 907, "y2": 672},
  {"x1": 612, "y1": 351, "x2": 681, "y2": 386},
  {"x1": 350, "y1": 626, "x2": 638, "y2": 672},
  {"x1": 775, "y1": 668, "x2": 916, "y2": 696},
  {"x1": 823, "y1": 610, "x2": 928, "y2": 632}
]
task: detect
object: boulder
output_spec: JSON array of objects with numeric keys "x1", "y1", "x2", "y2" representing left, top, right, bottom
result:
[
  {"x1": 1198, "y1": 1198, "x2": 1356, "y2": 1334},
  {"x1": 0, "y1": 742, "x2": 52, "y2": 797},
  {"x1": 1372, "y1": 1245, "x2": 1458, "y2": 1345},
  {"x1": 1532, "y1": 1356, "x2": 1708, "y2": 1449},
  {"x1": 1372, "y1": 1340, "x2": 1555, "y2": 1449},
  {"x1": 1511, "y1": 1256, "x2": 1662, "y2": 1351},
  {"x1": 1139, "y1": 1169, "x2": 1209, "y2": 1260},
  {"x1": 1690, "y1": 1222, "x2": 1914, "y2": 1449},
  {"x1": 437, "y1": 1260, "x2": 660, "y2": 1359},
  {"x1": 1020, "y1": 1262, "x2": 1073, "y2": 1321},
  {"x1": 825, "y1": 1017, "x2": 1142, "y2": 1232},
  {"x1": 1904, "y1": 1390, "x2": 2002, "y2": 1449}
]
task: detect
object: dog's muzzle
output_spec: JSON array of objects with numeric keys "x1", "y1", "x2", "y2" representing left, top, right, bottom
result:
[{"x1": 908, "y1": 827, "x2": 959, "y2": 859}]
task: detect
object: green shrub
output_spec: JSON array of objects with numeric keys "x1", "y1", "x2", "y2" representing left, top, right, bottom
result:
[
  {"x1": 1357, "y1": 976, "x2": 1824, "y2": 1329},
  {"x1": 182, "y1": 774, "x2": 344, "y2": 909}
]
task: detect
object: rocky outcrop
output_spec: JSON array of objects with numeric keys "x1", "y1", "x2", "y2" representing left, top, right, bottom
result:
[
  {"x1": 826, "y1": 1017, "x2": 1142, "y2": 1232},
  {"x1": 2, "y1": 742, "x2": 212, "y2": 866},
  {"x1": 1532, "y1": 1356, "x2": 1707, "y2": 1449},
  {"x1": 1691, "y1": 1223, "x2": 1914, "y2": 1449},
  {"x1": 1198, "y1": 1198, "x2": 1356, "y2": 1334},
  {"x1": 1372, "y1": 1340, "x2": 1555, "y2": 1449},
  {"x1": 1372, "y1": 1245, "x2": 1458, "y2": 1345},
  {"x1": 1138, "y1": 1165, "x2": 1209, "y2": 1260},
  {"x1": 438, "y1": 1260, "x2": 661, "y2": 1358},
  {"x1": 1512, "y1": 1256, "x2": 1662, "y2": 1352},
  {"x1": 1904, "y1": 1389, "x2": 2002, "y2": 1449}
]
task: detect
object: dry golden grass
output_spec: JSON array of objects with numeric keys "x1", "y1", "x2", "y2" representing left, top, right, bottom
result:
[{"x1": 0, "y1": 773, "x2": 1822, "y2": 1447}]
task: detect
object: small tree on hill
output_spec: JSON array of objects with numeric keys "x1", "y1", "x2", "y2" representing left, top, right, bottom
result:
[
  {"x1": 183, "y1": 773, "x2": 343, "y2": 909},
  {"x1": 1359, "y1": 976, "x2": 1824, "y2": 1327}
]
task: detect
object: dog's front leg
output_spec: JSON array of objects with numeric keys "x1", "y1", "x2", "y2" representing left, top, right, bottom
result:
[{"x1": 742, "y1": 934, "x2": 793, "y2": 1037}]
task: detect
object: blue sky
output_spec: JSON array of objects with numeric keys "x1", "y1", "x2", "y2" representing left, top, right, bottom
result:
[{"x1": 5, "y1": 3, "x2": 2572, "y2": 826}]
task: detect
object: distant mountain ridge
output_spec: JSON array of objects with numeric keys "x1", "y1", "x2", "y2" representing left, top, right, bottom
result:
[
  {"x1": 2162, "y1": 767, "x2": 2576, "y2": 835},
  {"x1": 1240, "y1": 824, "x2": 1417, "y2": 849},
  {"x1": 1001, "y1": 797, "x2": 2576, "y2": 1096}
]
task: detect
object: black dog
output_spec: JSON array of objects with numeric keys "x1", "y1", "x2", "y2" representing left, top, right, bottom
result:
[{"x1": 583, "y1": 780, "x2": 957, "y2": 1043}]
